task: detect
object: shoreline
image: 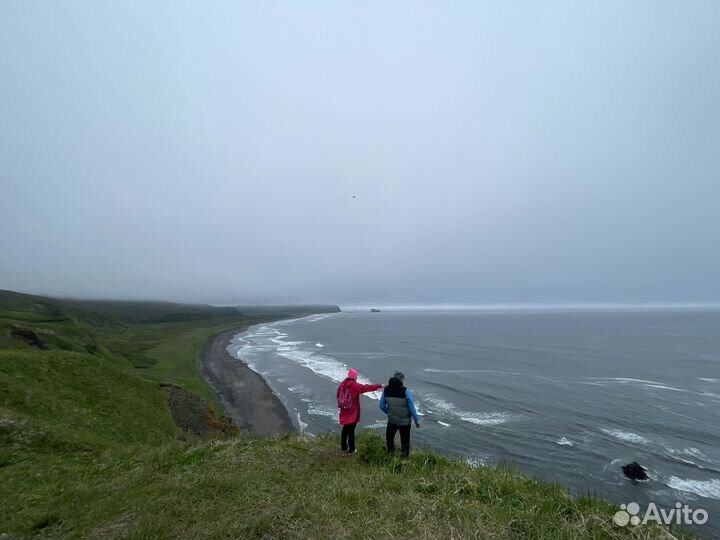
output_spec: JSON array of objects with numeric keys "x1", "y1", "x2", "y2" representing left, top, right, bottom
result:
[{"x1": 198, "y1": 325, "x2": 295, "y2": 436}]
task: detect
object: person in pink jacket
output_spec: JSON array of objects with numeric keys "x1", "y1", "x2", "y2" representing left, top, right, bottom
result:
[{"x1": 336, "y1": 368, "x2": 383, "y2": 453}]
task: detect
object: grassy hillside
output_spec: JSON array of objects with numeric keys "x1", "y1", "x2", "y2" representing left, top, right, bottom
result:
[
  {"x1": 0, "y1": 290, "x2": 332, "y2": 409},
  {"x1": 0, "y1": 350, "x2": 176, "y2": 461},
  {"x1": 0, "y1": 291, "x2": 689, "y2": 539},
  {"x1": 1, "y1": 430, "x2": 686, "y2": 540}
]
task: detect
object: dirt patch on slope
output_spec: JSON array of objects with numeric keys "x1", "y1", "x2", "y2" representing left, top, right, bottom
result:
[{"x1": 162, "y1": 384, "x2": 237, "y2": 438}]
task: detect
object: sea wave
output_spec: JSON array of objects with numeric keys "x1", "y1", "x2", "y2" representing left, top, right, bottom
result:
[
  {"x1": 461, "y1": 412, "x2": 514, "y2": 426},
  {"x1": 269, "y1": 327, "x2": 382, "y2": 398},
  {"x1": 583, "y1": 377, "x2": 704, "y2": 396},
  {"x1": 664, "y1": 446, "x2": 718, "y2": 470},
  {"x1": 228, "y1": 328, "x2": 282, "y2": 369},
  {"x1": 643, "y1": 383, "x2": 692, "y2": 393},
  {"x1": 556, "y1": 437, "x2": 574, "y2": 446},
  {"x1": 288, "y1": 384, "x2": 313, "y2": 397},
  {"x1": 277, "y1": 346, "x2": 350, "y2": 384},
  {"x1": 303, "y1": 313, "x2": 337, "y2": 323},
  {"x1": 424, "y1": 367, "x2": 561, "y2": 383},
  {"x1": 673, "y1": 447, "x2": 707, "y2": 460},
  {"x1": 296, "y1": 412, "x2": 308, "y2": 433},
  {"x1": 601, "y1": 429, "x2": 650, "y2": 445},
  {"x1": 465, "y1": 456, "x2": 490, "y2": 468},
  {"x1": 307, "y1": 404, "x2": 338, "y2": 418},
  {"x1": 666, "y1": 477, "x2": 720, "y2": 500},
  {"x1": 421, "y1": 395, "x2": 515, "y2": 426},
  {"x1": 584, "y1": 377, "x2": 668, "y2": 386},
  {"x1": 424, "y1": 368, "x2": 518, "y2": 375},
  {"x1": 271, "y1": 312, "x2": 337, "y2": 328}
]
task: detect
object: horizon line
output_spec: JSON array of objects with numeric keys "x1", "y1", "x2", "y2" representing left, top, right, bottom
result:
[{"x1": 339, "y1": 302, "x2": 720, "y2": 312}]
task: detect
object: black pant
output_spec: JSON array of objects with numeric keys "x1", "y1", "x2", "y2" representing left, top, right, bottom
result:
[
  {"x1": 341, "y1": 422, "x2": 357, "y2": 452},
  {"x1": 386, "y1": 422, "x2": 411, "y2": 457}
]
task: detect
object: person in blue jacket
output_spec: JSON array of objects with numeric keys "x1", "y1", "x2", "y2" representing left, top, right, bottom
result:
[{"x1": 379, "y1": 371, "x2": 421, "y2": 457}]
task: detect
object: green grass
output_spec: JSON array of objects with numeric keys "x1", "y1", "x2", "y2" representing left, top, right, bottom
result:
[
  {"x1": 0, "y1": 289, "x2": 281, "y2": 411},
  {"x1": 0, "y1": 431, "x2": 686, "y2": 539},
  {"x1": 0, "y1": 290, "x2": 693, "y2": 539},
  {"x1": 0, "y1": 350, "x2": 176, "y2": 461},
  {"x1": 128, "y1": 318, "x2": 277, "y2": 411}
]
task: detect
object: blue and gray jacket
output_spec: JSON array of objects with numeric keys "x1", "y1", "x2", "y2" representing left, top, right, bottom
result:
[{"x1": 379, "y1": 377, "x2": 421, "y2": 427}]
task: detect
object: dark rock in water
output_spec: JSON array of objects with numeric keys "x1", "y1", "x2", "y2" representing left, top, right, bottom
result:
[
  {"x1": 370, "y1": 308, "x2": 381, "y2": 313},
  {"x1": 622, "y1": 461, "x2": 648, "y2": 480},
  {"x1": 11, "y1": 328, "x2": 48, "y2": 350}
]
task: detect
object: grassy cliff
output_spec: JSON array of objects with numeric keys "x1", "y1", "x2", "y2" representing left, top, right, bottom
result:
[{"x1": 0, "y1": 291, "x2": 687, "y2": 539}]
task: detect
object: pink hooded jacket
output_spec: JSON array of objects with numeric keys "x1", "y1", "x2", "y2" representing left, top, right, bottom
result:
[{"x1": 337, "y1": 376, "x2": 383, "y2": 425}]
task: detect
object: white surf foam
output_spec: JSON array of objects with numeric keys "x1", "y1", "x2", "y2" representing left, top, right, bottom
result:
[
  {"x1": 272, "y1": 313, "x2": 337, "y2": 327},
  {"x1": 422, "y1": 395, "x2": 456, "y2": 414},
  {"x1": 296, "y1": 412, "x2": 308, "y2": 434},
  {"x1": 601, "y1": 429, "x2": 650, "y2": 445},
  {"x1": 332, "y1": 352, "x2": 400, "y2": 357},
  {"x1": 666, "y1": 477, "x2": 720, "y2": 500},
  {"x1": 643, "y1": 383, "x2": 691, "y2": 393},
  {"x1": 288, "y1": 384, "x2": 312, "y2": 396},
  {"x1": 666, "y1": 446, "x2": 710, "y2": 466},
  {"x1": 461, "y1": 412, "x2": 514, "y2": 426},
  {"x1": 421, "y1": 395, "x2": 515, "y2": 426},
  {"x1": 681, "y1": 447, "x2": 707, "y2": 460},
  {"x1": 307, "y1": 404, "x2": 338, "y2": 418},
  {"x1": 227, "y1": 331, "x2": 281, "y2": 370},
  {"x1": 699, "y1": 378, "x2": 720, "y2": 383},
  {"x1": 585, "y1": 377, "x2": 667, "y2": 386},
  {"x1": 277, "y1": 347, "x2": 350, "y2": 384},
  {"x1": 437, "y1": 420, "x2": 451, "y2": 427},
  {"x1": 465, "y1": 456, "x2": 489, "y2": 468},
  {"x1": 304, "y1": 313, "x2": 337, "y2": 323},
  {"x1": 315, "y1": 343, "x2": 324, "y2": 348},
  {"x1": 268, "y1": 328, "x2": 382, "y2": 400},
  {"x1": 556, "y1": 437, "x2": 574, "y2": 446}
]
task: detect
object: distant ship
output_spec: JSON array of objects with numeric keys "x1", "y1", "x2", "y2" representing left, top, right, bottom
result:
[{"x1": 370, "y1": 308, "x2": 381, "y2": 313}]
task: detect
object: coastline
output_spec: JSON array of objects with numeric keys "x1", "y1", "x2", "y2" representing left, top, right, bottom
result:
[{"x1": 199, "y1": 325, "x2": 295, "y2": 436}]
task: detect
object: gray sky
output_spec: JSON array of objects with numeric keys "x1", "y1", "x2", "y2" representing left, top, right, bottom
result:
[{"x1": 1, "y1": 1, "x2": 719, "y2": 305}]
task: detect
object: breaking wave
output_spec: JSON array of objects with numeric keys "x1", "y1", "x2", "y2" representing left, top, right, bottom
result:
[
  {"x1": 666, "y1": 477, "x2": 720, "y2": 500},
  {"x1": 601, "y1": 429, "x2": 650, "y2": 445},
  {"x1": 421, "y1": 395, "x2": 516, "y2": 427}
]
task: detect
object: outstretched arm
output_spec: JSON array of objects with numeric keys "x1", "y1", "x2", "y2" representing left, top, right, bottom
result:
[
  {"x1": 406, "y1": 389, "x2": 421, "y2": 426},
  {"x1": 354, "y1": 382, "x2": 384, "y2": 395}
]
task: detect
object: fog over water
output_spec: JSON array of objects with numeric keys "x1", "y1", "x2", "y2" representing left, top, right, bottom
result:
[{"x1": 1, "y1": 2, "x2": 719, "y2": 304}]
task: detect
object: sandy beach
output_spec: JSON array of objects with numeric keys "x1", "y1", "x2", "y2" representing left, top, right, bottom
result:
[{"x1": 199, "y1": 326, "x2": 294, "y2": 436}]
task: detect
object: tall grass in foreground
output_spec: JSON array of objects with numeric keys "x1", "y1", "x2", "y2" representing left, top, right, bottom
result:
[{"x1": 1, "y1": 429, "x2": 689, "y2": 539}]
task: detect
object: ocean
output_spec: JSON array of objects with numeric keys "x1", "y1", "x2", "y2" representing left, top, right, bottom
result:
[{"x1": 227, "y1": 308, "x2": 720, "y2": 534}]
